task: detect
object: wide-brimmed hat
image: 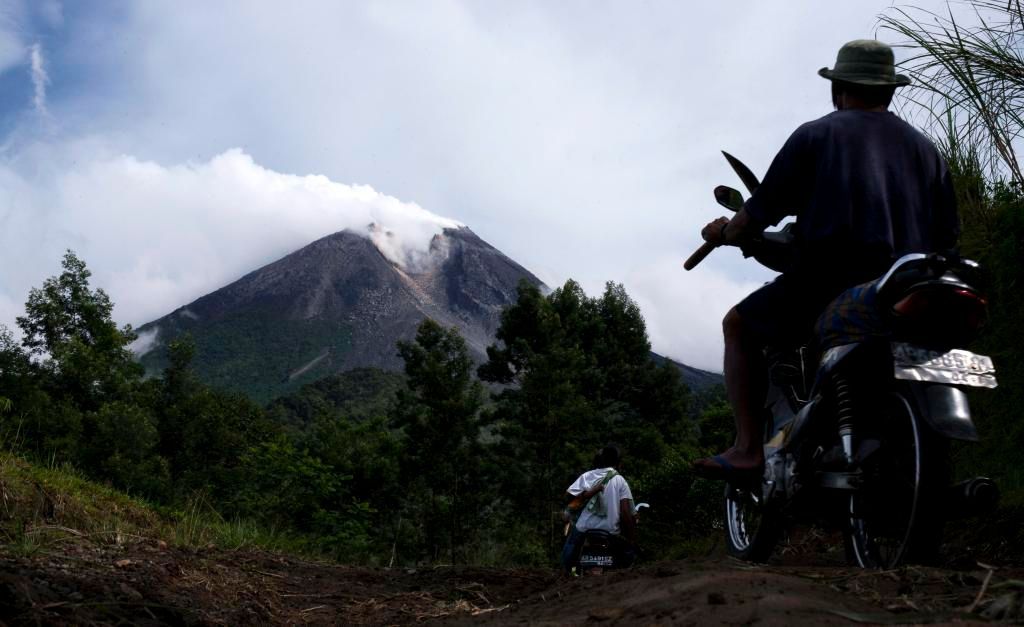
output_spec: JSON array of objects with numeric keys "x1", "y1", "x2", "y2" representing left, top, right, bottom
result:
[{"x1": 818, "y1": 39, "x2": 911, "y2": 87}]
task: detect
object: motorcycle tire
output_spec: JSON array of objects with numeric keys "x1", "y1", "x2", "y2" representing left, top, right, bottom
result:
[
  {"x1": 724, "y1": 479, "x2": 781, "y2": 562},
  {"x1": 843, "y1": 390, "x2": 950, "y2": 568}
]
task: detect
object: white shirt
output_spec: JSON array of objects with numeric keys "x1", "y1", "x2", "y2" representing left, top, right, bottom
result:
[{"x1": 566, "y1": 467, "x2": 634, "y2": 535}]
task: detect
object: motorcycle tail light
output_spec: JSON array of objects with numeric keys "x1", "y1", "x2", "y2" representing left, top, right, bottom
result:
[{"x1": 892, "y1": 286, "x2": 988, "y2": 340}]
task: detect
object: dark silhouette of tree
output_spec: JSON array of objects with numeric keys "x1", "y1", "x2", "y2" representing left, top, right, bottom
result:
[{"x1": 393, "y1": 319, "x2": 485, "y2": 563}]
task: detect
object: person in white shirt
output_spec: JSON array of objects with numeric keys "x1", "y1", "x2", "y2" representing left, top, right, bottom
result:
[{"x1": 560, "y1": 445, "x2": 637, "y2": 573}]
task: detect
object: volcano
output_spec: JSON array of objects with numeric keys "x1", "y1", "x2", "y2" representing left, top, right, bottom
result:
[
  {"x1": 137, "y1": 225, "x2": 720, "y2": 402},
  {"x1": 137, "y1": 226, "x2": 544, "y2": 401}
]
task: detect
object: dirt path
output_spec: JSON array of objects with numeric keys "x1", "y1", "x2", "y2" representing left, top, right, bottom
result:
[{"x1": 1, "y1": 538, "x2": 1021, "y2": 625}]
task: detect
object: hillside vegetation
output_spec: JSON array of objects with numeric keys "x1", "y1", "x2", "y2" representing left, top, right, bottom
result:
[
  {"x1": 0, "y1": 254, "x2": 717, "y2": 567},
  {"x1": 0, "y1": 0, "x2": 1021, "y2": 580},
  {"x1": 883, "y1": 0, "x2": 1024, "y2": 508}
]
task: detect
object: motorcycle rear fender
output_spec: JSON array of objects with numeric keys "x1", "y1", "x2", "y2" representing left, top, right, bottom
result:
[
  {"x1": 779, "y1": 341, "x2": 980, "y2": 451},
  {"x1": 811, "y1": 342, "x2": 862, "y2": 394},
  {"x1": 777, "y1": 342, "x2": 863, "y2": 454},
  {"x1": 902, "y1": 382, "x2": 979, "y2": 442}
]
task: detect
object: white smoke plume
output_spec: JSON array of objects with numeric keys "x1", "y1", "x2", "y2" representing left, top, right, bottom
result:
[
  {"x1": 129, "y1": 328, "x2": 159, "y2": 356},
  {"x1": 0, "y1": 146, "x2": 462, "y2": 333},
  {"x1": 28, "y1": 43, "x2": 49, "y2": 116}
]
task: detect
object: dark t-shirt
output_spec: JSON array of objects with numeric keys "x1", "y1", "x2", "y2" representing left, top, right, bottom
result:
[{"x1": 743, "y1": 109, "x2": 959, "y2": 285}]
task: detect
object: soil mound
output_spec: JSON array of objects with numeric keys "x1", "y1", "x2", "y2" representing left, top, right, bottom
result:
[{"x1": 3, "y1": 538, "x2": 1022, "y2": 625}]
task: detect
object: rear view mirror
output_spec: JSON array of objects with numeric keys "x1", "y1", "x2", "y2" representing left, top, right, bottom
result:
[{"x1": 714, "y1": 185, "x2": 744, "y2": 212}]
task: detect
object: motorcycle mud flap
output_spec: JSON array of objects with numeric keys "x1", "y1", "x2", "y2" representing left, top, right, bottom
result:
[{"x1": 904, "y1": 383, "x2": 979, "y2": 441}]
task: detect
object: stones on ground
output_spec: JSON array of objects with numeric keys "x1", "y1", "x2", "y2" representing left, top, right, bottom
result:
[
  {"x1": 707, "y1": 591, "x2": 727, "y2": 605},
  {"x1": 119, "y1": 583, "x2": 143, "y2": 600},
  {"x1": 587, "y1": 607, "x2": 625, "y2": 621}
]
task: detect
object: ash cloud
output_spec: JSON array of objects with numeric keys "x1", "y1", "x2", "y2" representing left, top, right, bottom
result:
[{"x1": 0, "y1": 146, "x2": 463, "y2": 332}]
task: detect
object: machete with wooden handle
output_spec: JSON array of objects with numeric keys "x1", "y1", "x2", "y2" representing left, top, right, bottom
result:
[
  {"x1": 722, "y1": 151, "x2": 761, "y2": 194},
  {"x1": 684, "y1": 152, "x2": 760, "y2": 271},
  {"x1": 684, "y1": 241, "x2": 717, "y2": 270}
]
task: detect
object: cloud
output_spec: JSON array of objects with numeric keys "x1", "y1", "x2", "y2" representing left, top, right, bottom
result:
[
  {"x1": 0, "y1": 2, "x2": 26, "y2": 74},
  {"x1": 28, "y1": 43, "x2": 48, "y2": 116},
  {"x1": 624, "y1": 255, "x2": 768, "y2": 372},
  {"x1": 37, "y1": 1, "x2": 63, "y2": 28},
  {"x1": 0, "y1": 292, "x2": 19, "y2": 336},
  {"x1": 0, "y1": 1, "x2": 953, "y2": 367},
  {"x1": 0, "y1": 145, "x2": 462, "y2": 333}
]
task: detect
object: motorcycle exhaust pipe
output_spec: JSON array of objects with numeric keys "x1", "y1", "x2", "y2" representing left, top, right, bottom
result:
[{"x1": 945, "y1": 477, "x2": 999, "y2": 519}]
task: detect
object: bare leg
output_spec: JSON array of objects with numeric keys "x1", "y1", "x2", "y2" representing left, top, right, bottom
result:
[
  {"x1": 722, "y1": 307, "x2": 766, "y2": 464},
  {"x1": 695, "y1": 307, "x2": 766, "y2": 472}
]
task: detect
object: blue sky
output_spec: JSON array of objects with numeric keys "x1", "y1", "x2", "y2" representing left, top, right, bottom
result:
[{"x1": 0, "y1": 0, "x2": 952, "y2": 370}]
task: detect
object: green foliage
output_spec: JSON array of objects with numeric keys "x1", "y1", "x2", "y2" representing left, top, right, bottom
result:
[
  {"x1": 233, "y1": 435, "x2": 371, "y2": 552},
  {"x1": 1, "y1": 390, "x2": 83, "y2": 461},
  {"x1": 896, "y1": 23, "x2": 1024, "y2": 503},
  {"x1": 0, "y1": 325, "x2": 32, "y2": 409},
  {"x1": 479, "y1": 279, "x2": 695, "y2": 558},
  {"x1": 885, "y1": 1, "x2": 1024, "y2": 545},
  {"x1": 2, "y1": 254, "x2": 160, "y2": 488},
  {"x1": 266, "y1": 367, "x2": 405, "y2": 433},
  {"x1": 0, "y1": 452, "x2": 166, "y2": 549},
  {"x1": 953, "y1": 179, "x2": 1024, "y2": 500},
  {"x1": 16, "y1": 250, "x2": 142, "y2": 412},
  {"x1": 393, "y1": 319, "x2": 486, "y2": 564},
  {"x1": 882, "y1": 1, "x2": 1024, "y2": 183},
  {"x1": 0, "y1": 250, "x2": 718, "y2": 567},
  {"x1": 0, "y1": 451, "x2": 324, "y2": 561},
  {"x1": 139, "y1": 310, "x2": 353, "y2": 404},
  {"x1": 88, "y1": 401, "x2": 169, "y2": 499},
  {"x1": 630, "y1": 446, "x2": 722, "y2": 558}
]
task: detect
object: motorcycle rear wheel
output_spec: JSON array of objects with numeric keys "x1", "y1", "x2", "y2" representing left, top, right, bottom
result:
[
  {"x1": 724, "y1": 478, "x2": 781, "y2": 562},
  {"x1": 844, "y1": 391, "x2": 948, "y2": 568}
]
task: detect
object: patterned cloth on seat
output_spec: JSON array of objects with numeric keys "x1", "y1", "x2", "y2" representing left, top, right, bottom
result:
[{"x1": 813, "y1": 280, "x2": 889, "y2": 350}]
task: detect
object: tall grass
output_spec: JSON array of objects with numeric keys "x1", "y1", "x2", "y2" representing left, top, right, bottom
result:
[
  {"x1": 881, "y1": 1, "x2": 1024, "y2": 184},
  {"x1": 882, "y1": 3, "x2": 1024, "y2": 518},
  {"x1": 170, "y1": 491, "x2": 306, "y2": 553},
  {"x1": 0, "y1": 451, "x2": 320, "y2": 561}
]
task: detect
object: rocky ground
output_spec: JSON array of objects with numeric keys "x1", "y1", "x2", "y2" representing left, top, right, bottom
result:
[{"x1": 2, "y1": 535, "x2": 1023, "y2": 625}]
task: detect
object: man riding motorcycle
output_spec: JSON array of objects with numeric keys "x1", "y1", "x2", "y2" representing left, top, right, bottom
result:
[
  {"x1": 561, "y1": 445, "x2": 637, "y2": 574},
  {"x1": 692, "y1": 39, "x2": 960, "y2": 480}
]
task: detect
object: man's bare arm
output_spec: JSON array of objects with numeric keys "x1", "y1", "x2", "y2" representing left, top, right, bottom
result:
[{"x1": 566, "y1": 483, "x2": 605, "y2": 509}]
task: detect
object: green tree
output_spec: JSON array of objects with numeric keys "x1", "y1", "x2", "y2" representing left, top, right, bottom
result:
[
  {"x1": 302, "y1": 411, "x2": 401, "y2": 558},
  {"x1": 393, "y1": 319, "x2": 485, "y2": 564},
  {"x1": 479, "y1": 279, "x2": 693, "y2": 557},
  {"x1": 0, "y1": 326, "x2": 73, "y2": 459},
  {"x1": 4, "y1": 253, "x2": 147, "y2": 466},
  {"x1": 232, "y1": 434, "x2": 374, "y2": 559},
  {"x1": 0, "y1": 325, "x2": 35, "y2": 440},
  {"x1": 89, "y1": 400, "x2": 170, "y2": 498},
  {"x1": 16, "y1": 251, "x2": 142, "y2": 412},
  {"x1": 478, "y1": 280, "x2": 596, "y2": 544}
]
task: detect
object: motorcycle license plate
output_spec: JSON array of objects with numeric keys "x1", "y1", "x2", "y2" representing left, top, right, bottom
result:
[
  {"x1": 892, "y1": 343, "x2": 997, "y2": 388},
  {"x1": 579, "y1": 554, "x2": 614, "y2": 567}
]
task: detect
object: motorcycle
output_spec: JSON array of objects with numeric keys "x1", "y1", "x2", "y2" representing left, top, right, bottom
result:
[
  {"x1": 685, "y1": 152, "x2": 999, "y2": 568},
  {"x1": 571, "y1": 502, "x2": 649, "y2": 575}
]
